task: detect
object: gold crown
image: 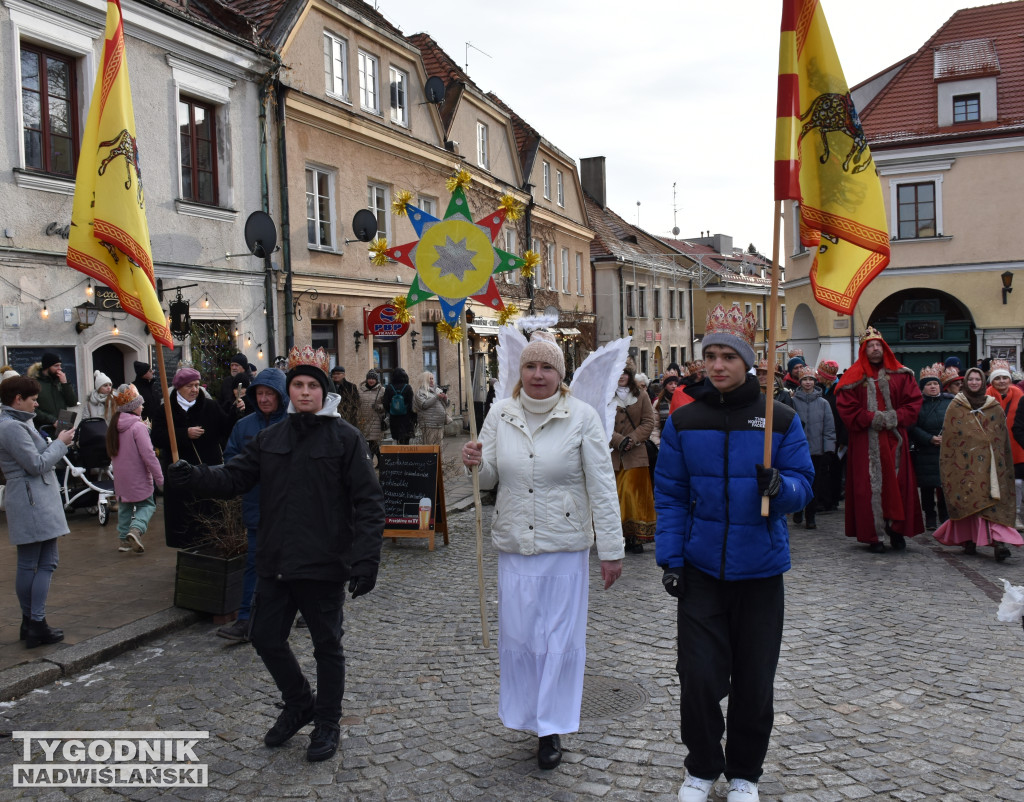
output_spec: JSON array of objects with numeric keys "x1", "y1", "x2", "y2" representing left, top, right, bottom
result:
[
  {"x1": 705, "y1": 304, "x2": 756, "y2": 346},
  {"x1": 991, "y1": 359, "x2": 1012, "y2": 374},
  {"x1": 817, "y1": 360, "x2": 839, "y2": 379},
  {"x1": 919, "y1": 364, "x2": 941, "y2": 381},
  {"x1": 796, "y1": 364, "x2": 817, "y2": 380},
  {"x1": 286, "y1": 345, "x2": 330, "y2": 375},
  {"x1": 691, "y1": 359, "x2": 705, "y2": 371},
  {"x1": 789, "y1": 348, "x2": 804, "y2": 358},
  {"x1": 859, "y1": 326, "x2": 884, "y2": 345},
  {"x1": 940, "y1": 366, "x2": 961, "y2": 384},
  {"x1": 113, "y1": 383, "x2": 140, "y2": 407},
  {"x1": 755, "y1": 358, "x2": 769, "y2": 371}
]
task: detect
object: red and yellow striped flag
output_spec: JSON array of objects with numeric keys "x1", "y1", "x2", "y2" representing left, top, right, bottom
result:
[
  {"x1": 775, "y1": 0, "x2": 889, "y2": 315},
  {"x1": 67, "y1": 0, "x2": 171, "y2": 347}
]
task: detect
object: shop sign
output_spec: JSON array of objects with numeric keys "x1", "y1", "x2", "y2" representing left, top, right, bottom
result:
[{"x1": 364, "y1": 303, "x2": 410, "y2": 339}]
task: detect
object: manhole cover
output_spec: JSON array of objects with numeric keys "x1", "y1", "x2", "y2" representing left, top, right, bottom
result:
[{"x1": 580, "y1": 673, "x2": 649, "y2": 721}]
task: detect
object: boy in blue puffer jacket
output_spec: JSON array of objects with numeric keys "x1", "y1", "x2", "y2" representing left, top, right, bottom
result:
[{"x1": 655, "y1": 305, "x2": 814, "y2": 802}]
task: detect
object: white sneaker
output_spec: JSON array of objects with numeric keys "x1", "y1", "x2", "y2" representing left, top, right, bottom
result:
[
  {"x1": 679, "y1": 773, "x2": 715, "y2": 802},
  {"x1": 126, "y1": 529, "x2": 145, "y2": 553},
  {"x1": 727, "y1": 778, "x2": 759, "y2": 801}
]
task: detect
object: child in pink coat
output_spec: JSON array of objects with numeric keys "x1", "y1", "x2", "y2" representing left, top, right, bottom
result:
[{"x1": 106, "y1": 384, "x2": 163, "y2": 553}]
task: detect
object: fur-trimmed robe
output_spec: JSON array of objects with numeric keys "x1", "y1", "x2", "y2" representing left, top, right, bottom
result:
[
  {"x1": 940, "y1": 394, "x2": 1015, "y2": 525},
  {"x1": 837, "y1": 366, "x2": 925, "y2": 542}
]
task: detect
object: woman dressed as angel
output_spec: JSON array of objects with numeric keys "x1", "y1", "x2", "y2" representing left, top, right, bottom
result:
[{"x1": 462, "y1": 329, "x2": 624, "y2": 771}]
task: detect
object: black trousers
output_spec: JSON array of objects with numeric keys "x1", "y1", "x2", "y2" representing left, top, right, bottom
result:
[
  {"x1": 677, "y1": 564, "x2": 784, "y2": 783},
  {"x1": 919, "y1": 486, "x2": 947, "y2": 524},
  {"x1": 250, "y1": 576, "x2": 346, "y2": 723}
]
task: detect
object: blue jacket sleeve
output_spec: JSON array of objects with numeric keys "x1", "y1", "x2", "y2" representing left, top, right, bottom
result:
[
  {"x1": 770, "y1": 414, "x2": 815, "y2": 515},
  {"x1": 653, "y1": 414, "x2": 689, "y2": 569}
]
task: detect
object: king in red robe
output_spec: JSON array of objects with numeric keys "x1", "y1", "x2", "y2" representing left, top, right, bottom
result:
[{"x1": 836, "y1": 328, "x2": 924, "y2": 551}]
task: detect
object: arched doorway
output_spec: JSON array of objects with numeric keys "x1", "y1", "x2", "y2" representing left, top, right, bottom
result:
[
  {"x1": 92, "y1": 344, "x2": 126, "y2": 387},
  {"x1": 789, "y1": 304, "x2": 821, "y2": 366},
  {"x1": 868, "y1": 290, "x2": 974, "y2": 374}
]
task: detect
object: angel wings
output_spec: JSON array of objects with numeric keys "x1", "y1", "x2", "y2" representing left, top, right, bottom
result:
[{"x1": 494, "y1": 318, "x2": 630, "y2": 440}]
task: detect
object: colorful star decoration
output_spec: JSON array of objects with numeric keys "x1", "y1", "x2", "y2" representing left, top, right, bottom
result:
[{"x1": 371, "y1": 173, "x2": 531, "y2": 341}]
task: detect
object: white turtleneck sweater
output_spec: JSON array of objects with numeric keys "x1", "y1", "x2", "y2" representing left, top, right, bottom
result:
[{"x1": 518, "y1": 390, "x2": 560, "y2": 435}]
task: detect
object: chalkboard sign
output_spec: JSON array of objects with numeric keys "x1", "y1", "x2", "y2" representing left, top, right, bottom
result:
[
  {"x1": 379, "y1": 445, "x2": 448, "y2": 550},
  {"x1": 151, "y1": 344, "x2": 183, "y2": 380},
  {"x1": 3, "y1": 346, "x2": 78, "y2": 392}
]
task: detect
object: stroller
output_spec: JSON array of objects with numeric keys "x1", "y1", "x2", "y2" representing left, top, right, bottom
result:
[{"x1": 58, "y1": 417, "x2": 115, "y2": 525}]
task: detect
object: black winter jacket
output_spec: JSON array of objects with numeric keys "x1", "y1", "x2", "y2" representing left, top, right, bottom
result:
[{"x1": 188, "y1": 408, "x2": 384, "y2": 583}]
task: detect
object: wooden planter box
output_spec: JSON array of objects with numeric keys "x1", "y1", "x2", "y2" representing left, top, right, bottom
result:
[{"x1": 174, "y1": 548, "x2": 245, "y2": 615}]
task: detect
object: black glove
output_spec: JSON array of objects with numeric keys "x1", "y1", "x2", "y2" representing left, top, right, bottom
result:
[
  {"x1": 166, "y1": 460, "x2": 194, "y2": 489},
  {"x1": 619, "y1": 437, "x2": 632, "y2": 453},
  {"x1": 755, "y1": 464, "x2": 781, "y2": 498},
  {"x1": 348, "y1": 575, "x2": 376, "y2": 598},
  {"x1": 661, "y1": 568, "x2": 683, "y2": 599}
]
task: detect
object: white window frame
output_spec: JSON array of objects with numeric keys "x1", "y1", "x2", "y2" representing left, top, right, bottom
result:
[
  {"x1": 556, "y1": 170, "x2": 564, "y2": 207},
  {"x1": 389, "y1": 65, "x2": 408, "y2": 126},
  {"x1": 791, "y1": 201, "x2": 808, "y2": 256},
  {"x1": 668, "y1": 289, "x2": 676, "y2": 320},
  {"x1": 417, "y1": 195, "x2": 436, "y2": 218},
  {"x1": 476, "y1": 121, "x2": 488, "y2": 169},
  {"x1": 542, "y1": 161, "x2": 551, "y2": 199},
  {"x1": 367, "y1": 181, "x2": 390, "y2": 243},
  {"x1": 560, "y1": 248, "x2": 569, "y2": 293},
  {"x1": 653, "y1": 287, "x2": 661, "y2": 319},
  {"x1": 505, "y1": 229, "x2": 518, "y2": 283},
  {"x1": 780, "y1": 304, "x2": 787, "y2": 330},
  {"x1": 306, "y1": 166, "x2": 335, "y2": 251},
  {"x1": 626, "y1": 284, "x2": 635, "y2": 317},
  {"x1": 546, "y1": 243, "x2": 555, "y2": 290},
  {"x1": 890, "y1": 176, "x2": 944, "y2": 240},
  {"x1": 575, "y1": 252, "x2": 583, "y2": 296},
  {"x1": 323, "y1": 32, "x2": 348, "y2": 101},
  {"x1": 745, "y1": 302, "x2": 752, "y2": 316},
  {"x1": 756, "y1": 302, "x2": 764, "y2": 329},
  {"x1": 639, "y1": 286, "x2": 647, "y2": 318},
  {"x1": 358, "y1": 50, "x2": 379, "y2": 113}
]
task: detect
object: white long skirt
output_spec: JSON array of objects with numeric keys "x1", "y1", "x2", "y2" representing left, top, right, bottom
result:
[{"x1": 497, "y1": 549, "x2": 590, "y2": 737}]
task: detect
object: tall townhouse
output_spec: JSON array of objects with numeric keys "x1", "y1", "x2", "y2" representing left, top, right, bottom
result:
[{"x1": 1, "y1": 0, "x2": 274, "y2": 396}]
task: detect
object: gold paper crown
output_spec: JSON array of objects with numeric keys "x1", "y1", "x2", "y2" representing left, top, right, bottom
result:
[
  {"x1": 691, "y1": 359, "x2": 705, "y2": 371},
  {"x1": 790, "y1": 348, "x2": 804, "y2": 358},
  {"x1": 859, "y1": 326, "x2": 884, "y2": 345},
  {"x1": 919, "y1": 364, "x2": 941, "y2": 381},
  {"x1": 796, "y1": 364, "x2": 817, "y2": 380},
  {"x1": 941, "y1": 366, "x2": 962, "y2": 384},
  {"x1": 991, "y1": 358, "x2": 1012, "y2": 374},
  {"x1": 286, "y1": 345, "x2": 330, "y2": 376},
  {"x1": 113, "y1": 383, "x2": 140, "y2": 408},
  {"x1": 817, "y1": 360, "x2": 839, "y2": 379},
  {"x1": 755, "y1": 358, "x2": 769, "y2": 371},
  {"x1": 705, "y1": 304, "x2": 757, "y2": 346}
]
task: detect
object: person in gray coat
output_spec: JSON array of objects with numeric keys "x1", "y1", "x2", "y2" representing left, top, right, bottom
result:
[
  {"x1": 0, "y1": 375, "x2": 75, "y2": 647},
  {"x1": 791, "y1": 366, "x2": 836, "y2": 529}
]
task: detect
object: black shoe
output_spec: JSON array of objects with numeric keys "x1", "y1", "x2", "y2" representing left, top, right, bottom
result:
[
  {"x1": 19, "y1": 615, "x2": 29, "y2": 641},
  {"x1": 925, "y1": 518, "x2": 937, "y2": 531},
  {"x1": 626, "y1": 542, "x2": 644, "y2": 554},
  {"x1": 867, "y1": 542, "x2": 886, "y2": 554},
  {"x1": 995, "y1": 544, "x2": 1011, "y2": 562},
  {"x1": 889, "y1": 532, "x2": 906, "y2": 551},
  {"x1": 264, "y1": 696, "x2": 316, "y2": 747},
  {"x1": 962, "y1": 541, "x2": 977, "y2": 555},
  {"x1": 306, "y1": 721, "x2": 341, "y2": 762},
  {"x1": 216, "y1": 618, "x2": 250, "y2": 642},
  {"x1": 793, "y1": 511, "x2": 803, "y2": 524},
  {"x1": 805, "y1": 521, "x2": 817, "y2": 530},
  {"x1": 537, "y1": 734, "x2": 562, "y2": 769},
  {"x1": 24, "y1": 618, "x2": 64, "y2": 649}
]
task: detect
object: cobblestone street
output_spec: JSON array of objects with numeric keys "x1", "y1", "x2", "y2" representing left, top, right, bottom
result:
[{"x1": 1, "y1": 504, "x2": 1024, "y2": 801}]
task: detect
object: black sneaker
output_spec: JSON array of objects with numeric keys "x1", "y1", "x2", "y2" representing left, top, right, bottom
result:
[
  {"x1": 995, "y1": 544, "x2": 1011, "y2": 562},
  {"x1": 306, "y1": 722, "x2": 340, "y2": 762},
  {"x1": 867, "y1": 542, "x2": 886, "y2": 554},
  {"x1": 889, "y1": 532, "x2": 906, "y2": 551},
  {"x1": 264, "y1": 696, "x2": 316, "y2": 747},
  {"x1": 216, "y1": 618, "x2": 250, "y2": 642}
]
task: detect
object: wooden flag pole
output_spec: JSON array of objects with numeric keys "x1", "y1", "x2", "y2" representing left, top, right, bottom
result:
[
  {"x1": 154, "y1": 343, "x2": 179, "y2": 463},
  {"x1": 762, "y1": 200, "x2": 784, "y2": 517},
  {"x1": 460, "y1": 308, "x2": 490, "y2": 648}
]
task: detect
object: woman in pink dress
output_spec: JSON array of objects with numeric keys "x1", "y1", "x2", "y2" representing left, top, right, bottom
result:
[{"x1": 933, "y1": 367, "x2": 1023, "y2": 561}]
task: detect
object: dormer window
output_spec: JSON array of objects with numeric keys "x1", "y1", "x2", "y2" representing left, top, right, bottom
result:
[{"x1": 952, "y1": 93, "x2": 980, "y2": 123}]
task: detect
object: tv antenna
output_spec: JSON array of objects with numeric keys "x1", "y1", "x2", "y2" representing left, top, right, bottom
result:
[
  {"x1": 465, "y1": 41, "x2": 491, "y2": 73},
  {"x1": 672, "y1": 182, "x2": 680, "y2": 236}
]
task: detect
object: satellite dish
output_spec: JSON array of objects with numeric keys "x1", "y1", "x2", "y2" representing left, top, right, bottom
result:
[
  {"x1": 672, "y1": 226, "x2": 680, "y2": 236},
  {"x1": 544, "y1": 305, "x2": 559, "y2": 318},
  {"x1": 350, "y1": 209, "x2": 378, "y2": 243},
  {"x1": 244, "y1": 211, "x2": 277, "y2": 258},
  {"x1": 424, "y1": 76, "x2": 446, "y2": 104}
]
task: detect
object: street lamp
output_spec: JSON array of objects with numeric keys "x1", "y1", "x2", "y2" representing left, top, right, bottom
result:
[
  {"x1": 410, "y1": 330, "x2": 419, "y2": 349},
  {"x1": 628, "y1": 325, "x2": 634, "y2": 337},
  {"x1": 353, "y1": 330, "x2": 363, "y2": 352},
  {"x1": 1002, "y1": 271, "x2": 1014, "y2": 304}
]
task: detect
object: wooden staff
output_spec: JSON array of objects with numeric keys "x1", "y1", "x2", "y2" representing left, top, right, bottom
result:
[
  {"x1": 154, "y1": 343, "x2": 179, "y2": 463},
  {"x1": 460, "y1": 307, "x2": 489, "y2": 648},
  {"x1": 762, "y1": 200, "x2": 783, "y2": 517}
]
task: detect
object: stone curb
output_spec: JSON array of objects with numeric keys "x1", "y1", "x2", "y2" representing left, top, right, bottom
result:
[{"x1": 0, "y1": 607, "x2": 200, "y2": 701}]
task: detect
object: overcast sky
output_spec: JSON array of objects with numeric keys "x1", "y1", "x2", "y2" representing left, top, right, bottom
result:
[{"x1": 376, "y1": 0, "x2": 995, "y2": 258}]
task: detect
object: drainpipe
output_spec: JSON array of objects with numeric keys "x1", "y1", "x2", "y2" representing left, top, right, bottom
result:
[
  {"x1": 275, "y1": 78, "x2": 294, "y2": 349},
  {"x1": 688, "y1": 276, "x2": 695, "y2": 363},
  {"x1": 523, "y1": 184, "x2": 536, "y2": 314},
  {"x1": 618, "y1": 265, "x2": 625, "y2": 337},
  {"x1": 258, "y1": 71, "x2": 278, "y2": 363}
]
